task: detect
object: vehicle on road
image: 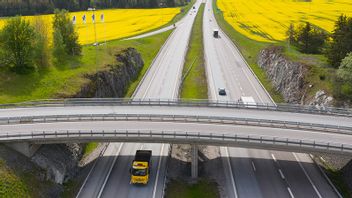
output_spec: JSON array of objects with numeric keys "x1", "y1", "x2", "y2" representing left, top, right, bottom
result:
[
  {"x1": 218, "y1": 88, "x2": 227, "y2": 96},
  {"x1": 239, "y1": 96, "x2": 256, "y2": 107},
  {"x1": 213, "y1": 29, "x2": 219, "y2": 38},
  {"x1": 193, "y1": 6, "x2": 196, "y2": 9},
  {"x1": 130, "y1": 150, "x2": 152, "y2": 184}
]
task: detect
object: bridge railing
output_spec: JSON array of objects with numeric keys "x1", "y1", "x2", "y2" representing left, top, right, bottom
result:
[
  {"x1": 1, "y1": 113, "x2": 351, "y2": 135},
  {"x1": 0, "y1": 130, "x2": 351, "y2": 154},
  {"x1": 0, "y1": 98, "x2": 351, "y2": 117}
]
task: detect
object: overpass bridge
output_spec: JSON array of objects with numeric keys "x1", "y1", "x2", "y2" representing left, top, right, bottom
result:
[{"x1": 1, "y1": 98, "x2": 352, "y2": 157}]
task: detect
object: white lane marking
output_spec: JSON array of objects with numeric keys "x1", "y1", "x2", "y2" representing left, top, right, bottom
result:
[
  {"x1": 251, "y1": 161, "x2": 256, "y2": 172},
  {"x1": 287, "y1": 187, "x2": 295, "y2": 198},
  {"x1": 224, "y1": 147, "x2": 238, "y2": 198},
  {"x1": 278, "y1": 169, "x2": 285, "y2": 180},
  {"x1": 293, "y1": 153, "x2": 322, "y2": 198},
  {"x1": 97, "y1": 143, "x2": 124, "y2": 198},
  {"x1": 152, "y1": 144, "x2": 165, "y2": 198},
  {"x1": 271, "y1": 153, "x2": 277, "y2": 162},
  {"x1": 76, "y1": 143, "x2": 109, "y2": 198}
]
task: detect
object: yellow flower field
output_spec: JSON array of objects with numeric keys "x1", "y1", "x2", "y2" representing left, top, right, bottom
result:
[
  {"x1": 217, "y1": 0, "x2": 352, "y2": 42},
  {"x1": 0, "y1": 8, "x2": 179, "y2": 44}
]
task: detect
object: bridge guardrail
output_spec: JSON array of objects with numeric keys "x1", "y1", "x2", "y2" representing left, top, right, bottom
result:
[
  {"x1": 0, "y1": 130, "x2": 351, "y2": 154},
  {"x1": 1, "y1": 113, "x2": 351, "y2": 135},
  {"x1": 0, "y1": 98, "x2": 351, "y2": 117}
]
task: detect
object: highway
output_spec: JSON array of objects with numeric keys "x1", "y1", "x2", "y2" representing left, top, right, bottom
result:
[
  {"x1": 203, "y1": 0, "x2": 340, "y2": 197},
  {"x1": 76, "y1": 0, "x2": 202, "y2": 197}
]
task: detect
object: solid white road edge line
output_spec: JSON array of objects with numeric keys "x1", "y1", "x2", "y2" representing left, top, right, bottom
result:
[
  {"x1": 278, "y1": 169, "x2": 285, "y2": 180},
  {"x1": 293, "y1": 152, "x2": 323, "y2": 198},
  {"x1": 251, "y1": 161, "x2": 256, "y2": 172},
  {"x1": 224, "y1": 147, "x2": 238, "y2": 198},
  {"x1": 75, "y1": 143, "x2": 109, "y2": 198},
  {"x1": 97, "y1": 143, "x2": 124, "y2": 198},
  {"x1": 152, "y1": 143, "x2": 165, "y2": 198},
  {"x1": 287, "y1": 187, "x2": 295, "y2": 198}
]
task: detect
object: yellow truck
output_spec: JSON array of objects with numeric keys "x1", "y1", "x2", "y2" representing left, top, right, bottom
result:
[{"x1": 130, "y1": 150, "x2": 152, "y2": 184}]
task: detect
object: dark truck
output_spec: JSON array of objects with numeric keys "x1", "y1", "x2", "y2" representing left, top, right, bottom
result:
[
  {"x1": 130, "y1": 150, "x2": 152, "y2": 184},
  {"x1": 213, "y1": 29, "x2": 219, "y2": 38}
]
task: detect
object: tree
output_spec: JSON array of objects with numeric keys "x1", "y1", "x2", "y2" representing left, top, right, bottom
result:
[
  {"x1": 286, "y1": 23, "x2": 296, "y2": 45},
  {"x1": 326, "y1": 15, "x2": 352, "y2": 68},
  {"x1": 52, "y1": 9, "x2": 81, "y2": 58},
  {"x1": 294, "y1": 22, "x2": 326, "y2": 54},
  {"x1": 0, "y1": 16, "x2": 36, "y2": 74},
  {"x1": 337, "y1": 53, "x2": 352, "y2": 83},
  {"x1": 33, "y1": 16, "x2": 50, "y2": 69}
]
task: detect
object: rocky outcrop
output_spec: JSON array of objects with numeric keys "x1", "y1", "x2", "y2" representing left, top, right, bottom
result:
[
  {"x1": 24, "y1": 47, "x2": 144, "y2": 185},
  {"x1": 308, "y1": 90, "x2": 334, "y2": 108},
  {"x1": 31, "y1": 144, "x2": 83, "y2": 184},
  {"x1": 258, "y1": 46, "x2": 307, "y2": 103},
  {"x1": 76, "y1": 47, "x2": 144, "y2": 97}
]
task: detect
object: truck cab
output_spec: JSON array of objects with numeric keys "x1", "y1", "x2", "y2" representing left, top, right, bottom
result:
[{"x1": 130, "y1": 150, "x2": 152, "y2": 185}]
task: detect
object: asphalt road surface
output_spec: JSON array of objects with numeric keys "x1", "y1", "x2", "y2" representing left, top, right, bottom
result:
[
  {"x1": 76, "y1": 0, "x2": 202, "y2": 197},
  {"x1": 203, "y1": 0, "x2": 340, "y2": 197}
]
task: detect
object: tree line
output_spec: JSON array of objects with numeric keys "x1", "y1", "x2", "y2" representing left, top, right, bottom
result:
[
  {"x1": 286, "y1": 15, "x2": 352, "y2": 103},
  {"x1": 0, "y1": 9, "x2": 81, "y2": 74},
  {"x1": 0, "y1": 0, "x2": 188, "y2": 17}
]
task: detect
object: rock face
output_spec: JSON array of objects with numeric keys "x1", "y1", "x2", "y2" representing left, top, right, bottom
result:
[
  {"x1": 76, "y1": 47, "x2": 144, "y2": 97},
  {"x1": 258, "y1": 46, "x2": 307, "y2": 103},
  {"x1": 26, "y1": 47, "x2": 144, "y2": 185},
  {"x1": 31, "y1": 144, "x2": 83, "y2": 184}
]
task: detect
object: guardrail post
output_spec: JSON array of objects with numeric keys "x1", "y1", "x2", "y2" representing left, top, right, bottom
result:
[{"x1": 191, "y1": 144, "x2": 198, "y2": 179}]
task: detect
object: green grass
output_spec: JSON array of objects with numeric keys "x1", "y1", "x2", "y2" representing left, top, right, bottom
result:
[
  {"x1": 316, "y1": 157, "x2": 351, "y2": 198},
  {"x1": 83, "y1": 142, "x2": 99, "y2": 157},
  {"x1": 213, "y1": 0, "x2": 284, "y2": 103},
  {"x1": 0, "y1": 29, "x2": 172, "y2": 103},
  {"x1": 165, "y1": 180, "x2": 219, "y2": 198},
  {"x1": 0, "y1": 159, "x2": 54, "y2": 198},
  {"x1": 180, "y1": 3, "x2": 208, "y2": 99}
]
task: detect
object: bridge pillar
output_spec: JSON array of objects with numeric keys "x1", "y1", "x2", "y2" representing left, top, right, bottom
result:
[
  {"x1": 191, "y1": 144, "x2": 198, "y2": 179},
  {"x1": 6, "y1": 143, "x2": 41, "y2": 157}
]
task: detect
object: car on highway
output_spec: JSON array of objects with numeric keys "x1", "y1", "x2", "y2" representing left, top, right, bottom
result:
[{"x1": 218, "y1": 88, "x2": 227, "y2": 96}]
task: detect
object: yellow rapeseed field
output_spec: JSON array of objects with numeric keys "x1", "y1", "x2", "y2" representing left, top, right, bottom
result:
[
  {"x1": 217, "y1": 0, "x2": 352, "y2": 42},
  {"x1": 0, "y1": 8, "x2": 179, "y2": 44}
]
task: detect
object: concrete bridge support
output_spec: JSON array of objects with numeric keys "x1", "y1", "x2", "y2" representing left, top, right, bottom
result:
[
  {"x1": 191, "y1": 144, "x2": 198, "y2": 179},
  {"x1": 6, "y1": 143, "x2": 41, "y2": 157}
]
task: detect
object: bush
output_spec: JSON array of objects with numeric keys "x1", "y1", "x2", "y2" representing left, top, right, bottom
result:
[{"x1": 0, "y1": 17, "x2": 36, "y2": 74}]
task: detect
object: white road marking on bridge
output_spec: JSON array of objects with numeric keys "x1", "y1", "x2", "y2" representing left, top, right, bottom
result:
[
  {"x1": 97, "y1": 143, "x2": 124, "y2": 198},
  {"x1": 293, "y1": 153, "x2": 323, "y2": 198},
  {"x1": 287, "y1": 187, "x2": 295, "y2": 198},
  {"x1": 251, "y1": 161, "x2": 256, "y2": 172},
  {"x1": 278, "y1": 169, "x2": 285, "y2": 180},
  {"x1": 152, "y1": 143, "x2": 165, "y2": 198}
]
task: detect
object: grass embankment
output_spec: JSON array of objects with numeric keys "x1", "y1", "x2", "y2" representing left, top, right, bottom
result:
[
  {"x1": 212, "y1": 0, "x2": 283, "y2": 102},
  {"x1": 214, "y1": 0, "x2": 344, "y2": 195},
  {"x1": 315, "y1": 157, "x2": 351, "y2": 198},
  {"x1": 0, "y1": 159, "x2": 54, "y2": 198},
  {"x1": 180, "y1": 3, "x2": 207, "y2": 99},
  {"x1": 0, "y1": 30, "x2": 172, "y2": 104},
  {"x1": 166, "y1": 4, "x2": 218, "y2": 198},
  {"x1": 213, "y1": 0, "x2": 336, "y2": 103},
  {"x1": 165, "y1": 180, "x2": 219, "y2": 198}
]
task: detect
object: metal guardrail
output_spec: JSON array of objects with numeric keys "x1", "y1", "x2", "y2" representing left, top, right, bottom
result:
[
  {"x1": 1, "y1": 130, "x2": 351, "y2": 154},
  {"x1": 1, "y1": 113, "x2": 351, "y2": 135},
  {"x1": 0, "y1": 98, "x2": 351, "y2": 117}
]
